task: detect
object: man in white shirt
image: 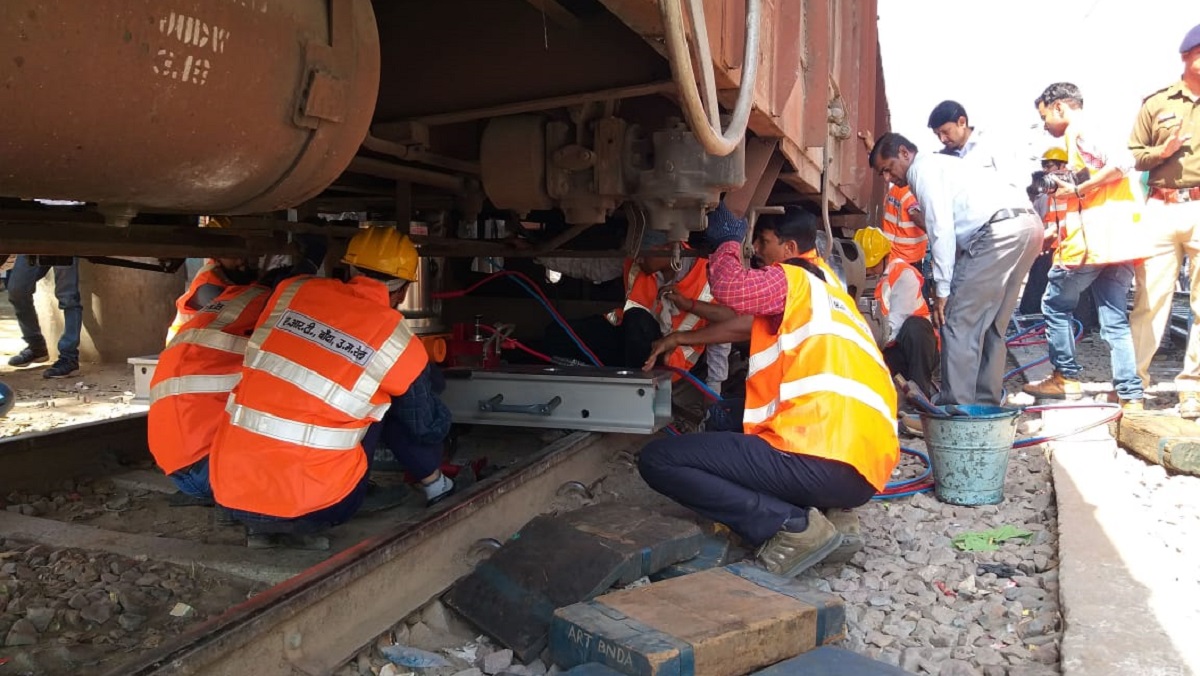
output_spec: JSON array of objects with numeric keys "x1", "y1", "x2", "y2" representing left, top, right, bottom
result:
[
  {"x1": 870, "y1": 133, "x2": 1043, "y2": 407},
  {"x1": 928, "y1": 100, "x2": 1025, "y2": 189}
]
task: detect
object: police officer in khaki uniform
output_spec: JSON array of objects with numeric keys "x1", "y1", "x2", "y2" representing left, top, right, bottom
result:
[{"x1": 1128, "y1": 23, "x2": 1200, "y2": 416}]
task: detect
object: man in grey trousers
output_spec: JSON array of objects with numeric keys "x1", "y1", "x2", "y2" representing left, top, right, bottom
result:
[{"x1": 871, "y1": 133, "x2": 1042, "y2": 411}]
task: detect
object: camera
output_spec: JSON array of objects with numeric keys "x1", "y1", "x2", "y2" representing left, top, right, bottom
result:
[{"x1": 1029, "y1": 168, "x2": 1090, "y2": 196}]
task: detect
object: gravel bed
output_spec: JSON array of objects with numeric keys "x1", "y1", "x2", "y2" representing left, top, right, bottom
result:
[{"x1": 0, "y1": 538, "x2": 264, "y2": 674}]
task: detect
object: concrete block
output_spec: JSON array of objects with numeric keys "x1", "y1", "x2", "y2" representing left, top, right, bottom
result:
[{"x1": 550, "y1": 564, "x2": 844, "y2": 675}]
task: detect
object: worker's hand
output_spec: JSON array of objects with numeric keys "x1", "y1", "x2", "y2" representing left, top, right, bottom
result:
[
  {"x1": 642, "y1": 334, "x2": 681, "y2": 371},
  {"x1": 660, "y1": 287, "x2": 695, "y2": 313},
  {"x1": 1161, "y1": 126, "x2": 1191, "y2": 160},
  {"x1": 705, "y1": 201, "x2": 748, "y2": 248},
  {"x1": 931, "y1": 296, "x2": 948, "y2": 329},
  {"x1": 1042, "y1": 225, "x2": 1059, "y2": 253},
  {"x1": 858, "y1": 130, "x2": 875, "y2": 153}
]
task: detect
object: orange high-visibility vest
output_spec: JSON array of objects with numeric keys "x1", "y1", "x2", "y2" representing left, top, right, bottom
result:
[
  {"x1": 744, "y1": 264, "x2": 900, "y2": 491},
  {"x1": 209, "y1": 276, "x2": 428, "y2": 518},
  {"x1": 604, "y1": 257, "x2": 712, "y2": 371},
  {"x1": 148, "y1": 284, "x2": 270, "y2": 474},
  {"x1": 1042, "y1": 194, "x2": 1070, "y2": 228},
  {"x1": 874, "y1": 259, "x2": 930, "y2": 321},
  {"x1": 166, "y1": 260, "x2": 233, "y2": 344},
  {"x1": 882, "y1": 185, "x2": 927, "y2": 264},
  {"x1": 1053, "y1": 131, "x2": 1144, "y2": 266}
]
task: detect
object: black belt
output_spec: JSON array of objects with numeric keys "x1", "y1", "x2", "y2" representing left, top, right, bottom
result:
[{"x1": 987, "y1": 208, "x2": 1036, "y2": 224}]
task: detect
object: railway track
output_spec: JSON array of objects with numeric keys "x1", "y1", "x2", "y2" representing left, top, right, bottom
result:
[{"x1": 1, "y1": 415, "x2": 638, "y2": 675}]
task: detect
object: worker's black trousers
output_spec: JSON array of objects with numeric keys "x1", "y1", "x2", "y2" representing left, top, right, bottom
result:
[
  {"x1": 882, "y1": 315, "x2": 940, "y2": 398},
  {"x1": 637, "y1": 432, "x2": 875, "y2": 547},
  {"x1": 543, "y1": 308, "x2": 661, "y2": 367}
]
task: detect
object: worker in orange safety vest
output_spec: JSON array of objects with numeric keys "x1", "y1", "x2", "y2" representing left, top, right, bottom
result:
[
  {"x1": 209, "y1": 226, "x2": 454, "y2": 549},
  {"x1": 165, "y1": 257, "x2": 258, "y2": 345},
  {"x1": 639, "y1": 204, "x2": 899, "y2": 578},
  {"x1": 881, "y1": 184, "x2": 928, "y2": 265},
  {"x1": 854, "y1": 227, "x2": 939, "y2": 398},
  {"x1": 149, "y1": 281, "x2": 275, "y2": 504},
  {"x1": 540, "y1": 228, "x2": 735, "y2": 389}
]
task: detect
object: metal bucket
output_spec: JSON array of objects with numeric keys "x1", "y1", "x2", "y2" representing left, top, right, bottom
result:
[{"x1": 920, "y1": 405, "x2": 1020, "y2": 506}]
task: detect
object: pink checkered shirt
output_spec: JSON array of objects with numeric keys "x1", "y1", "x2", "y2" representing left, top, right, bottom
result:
[{"x1": 708, "y1": 241, "x2": 788, "y2": 319}]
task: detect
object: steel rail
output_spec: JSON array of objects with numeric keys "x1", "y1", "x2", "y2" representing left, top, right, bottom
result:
[{"x1": 113, "y1": 431, "x2": 630, "y2": 676}]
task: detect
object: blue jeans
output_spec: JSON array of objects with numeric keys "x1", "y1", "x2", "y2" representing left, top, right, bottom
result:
[
  {"x1": 7, "y1": 255, "x2": 82, "y2": 363},
  {"x1": 1042, "y1": 263, "x2": 1142, "y2": 400},
  {"x1": 169, "y1": 458, "x2": 213, "y2": 501}
]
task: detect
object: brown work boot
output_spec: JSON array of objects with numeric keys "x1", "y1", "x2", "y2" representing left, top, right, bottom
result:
[
  {"x1": 1022, "y1": 371, "x2": 1082, "y2": 400},
  {"x1": 756, "y1": 508, "x2": 843, "y2": 578},
  {"x1": 1121, "y1": 399, "x2": 1144, "y2": 414},
  {"x1": 1180, "y1": 392, "x2": 1200, "y2": 419},
  {"x1": 898, "y1": 412, "x2": 924, "y2": 438},
  {"x1": 822, "y1": 508, "x2": 864, "y2": 564}
]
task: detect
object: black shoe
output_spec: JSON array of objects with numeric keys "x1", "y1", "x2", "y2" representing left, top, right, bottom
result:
[
  {"x1": 43, "y1": 360, "x2": 79, "y2": 379},
  {"x1": 8, "y1": 347, "x2": 48, "y2": 367}
]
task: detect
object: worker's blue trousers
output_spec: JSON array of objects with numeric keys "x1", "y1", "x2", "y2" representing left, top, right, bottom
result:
[{"x1": 637, "y1": 432, "x2": 875, "y2": 547}]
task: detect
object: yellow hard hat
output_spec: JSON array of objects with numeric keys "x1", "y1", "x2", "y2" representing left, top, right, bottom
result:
[
  {"x1": 853, "y1": 227, "x2": 892, "y2": 268},
  {"x1": 342, "y1": 226, "x2": 419, "y2": 282},
  {"x1": 1041, "y1": 147, "x2": 1067, "y2": 163}
]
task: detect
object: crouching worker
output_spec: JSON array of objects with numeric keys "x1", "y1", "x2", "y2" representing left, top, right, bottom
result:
[
  {"x1": 638, "y1": 204, "x2": 900, "y2": 577},
  {"x1": 854, "y1": 227, "x2": 939, "y2": 398},
  {"x1": 148, "y1": 278, "x2": 279, "y2": 505},
  {"x1": 209, "y1": 226, "x2": 454, "y2": 549}
]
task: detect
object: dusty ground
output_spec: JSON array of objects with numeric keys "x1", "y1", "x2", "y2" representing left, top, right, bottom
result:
[{"x1": 1, "y1": 296, "x2": 145, "y2": 438}]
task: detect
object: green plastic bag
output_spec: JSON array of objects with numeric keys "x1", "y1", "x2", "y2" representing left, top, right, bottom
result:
[{"x1": 951, "y1": 525, "x2": 1034, "y2": 552}]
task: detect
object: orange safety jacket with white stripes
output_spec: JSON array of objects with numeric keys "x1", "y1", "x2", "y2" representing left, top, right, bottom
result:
[
  {"x1": 1052, "y1": 129, "x2": 1145, "y2": 267},
  {"x1": 874, "y1": 259, "x2": 931, "y2": 321},
  {"x1": 209, "y1": 276, "x2": 428, "y2": 518},
  {"x1": 882, "y1": 185, "x2": 927, "y2": 265},
  {"x1": 148, "y1": 284, "x2": 271, "y2": 475},
  {"x1": 1042, "y1": 194, "x2": 1070, "y2": 229},
  {"x1": 744, "y1": 264, "x2": 900, "y2": 491},
  {"x1": 604, "y1": 256, "x2": 712, "y2": 372},
  {"x1": 166, "y1": 260, "x2": 233, "y2": 345}
]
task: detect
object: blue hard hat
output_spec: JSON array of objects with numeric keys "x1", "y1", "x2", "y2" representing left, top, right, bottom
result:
[{"x1": 0, "y1": 382, "x2": 14, "y2": 418}]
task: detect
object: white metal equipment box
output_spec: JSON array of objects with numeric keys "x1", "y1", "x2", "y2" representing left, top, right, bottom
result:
[{"x1": 127, "y1": 355, "x2": 160, "y2": 406}]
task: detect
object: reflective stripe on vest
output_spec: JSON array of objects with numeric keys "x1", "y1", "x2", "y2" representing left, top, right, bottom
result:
[
  {"x1": 224, "y1": 399, "x2": 367, "y2": 451},
  {"x1": 748, "y1": 279, "x2": 887, "y2": 378},
  {"x1": 882, "y1": 187, "x2": 927, "y2": 263},
  {"x1": 241, "y1": 279, "x2": 412, "y2": 423},
  {"x1": 167, "y1": 261, "x2": 223, "y2": 343},
  {"x1": 745, "y1": 373, "x2": 897, "y2": 426},
  {"x1": 244, "y1": 350, "x2": 391, "y2": 421},
  {"x1": 743, "y1": 264, "x2": 900, "y2": 490},
  {"x1": 150, "y1": 374, "x2": 242, "y2": 403},
  {"x1": 167, "y1": 286, "x2": 267, "y2": 352},
  {"x1": 876, "y1": 259, "x2": 930, "y2": 319},
  {"x1": 880, "y1": 230, "x2": 929, "y2": 245},
  {"x1": 1053, "y1": 131, "x2": 1144, "y2": 266}
]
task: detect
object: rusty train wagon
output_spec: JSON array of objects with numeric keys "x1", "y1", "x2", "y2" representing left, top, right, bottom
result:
[{"x1": 0, "y1": 0, "x2": 887, "y2": 358}]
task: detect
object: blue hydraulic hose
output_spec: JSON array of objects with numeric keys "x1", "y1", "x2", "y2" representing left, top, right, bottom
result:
[
  {"x1": 484, "y1": 258, "x2": 604, "y2": 367},
  {"x1": 665, "y1": 366, "x2": 724, "y2": 401},
  {"x1": 1003, "y1": 318, "x2": 1084, "y2": 381}
]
